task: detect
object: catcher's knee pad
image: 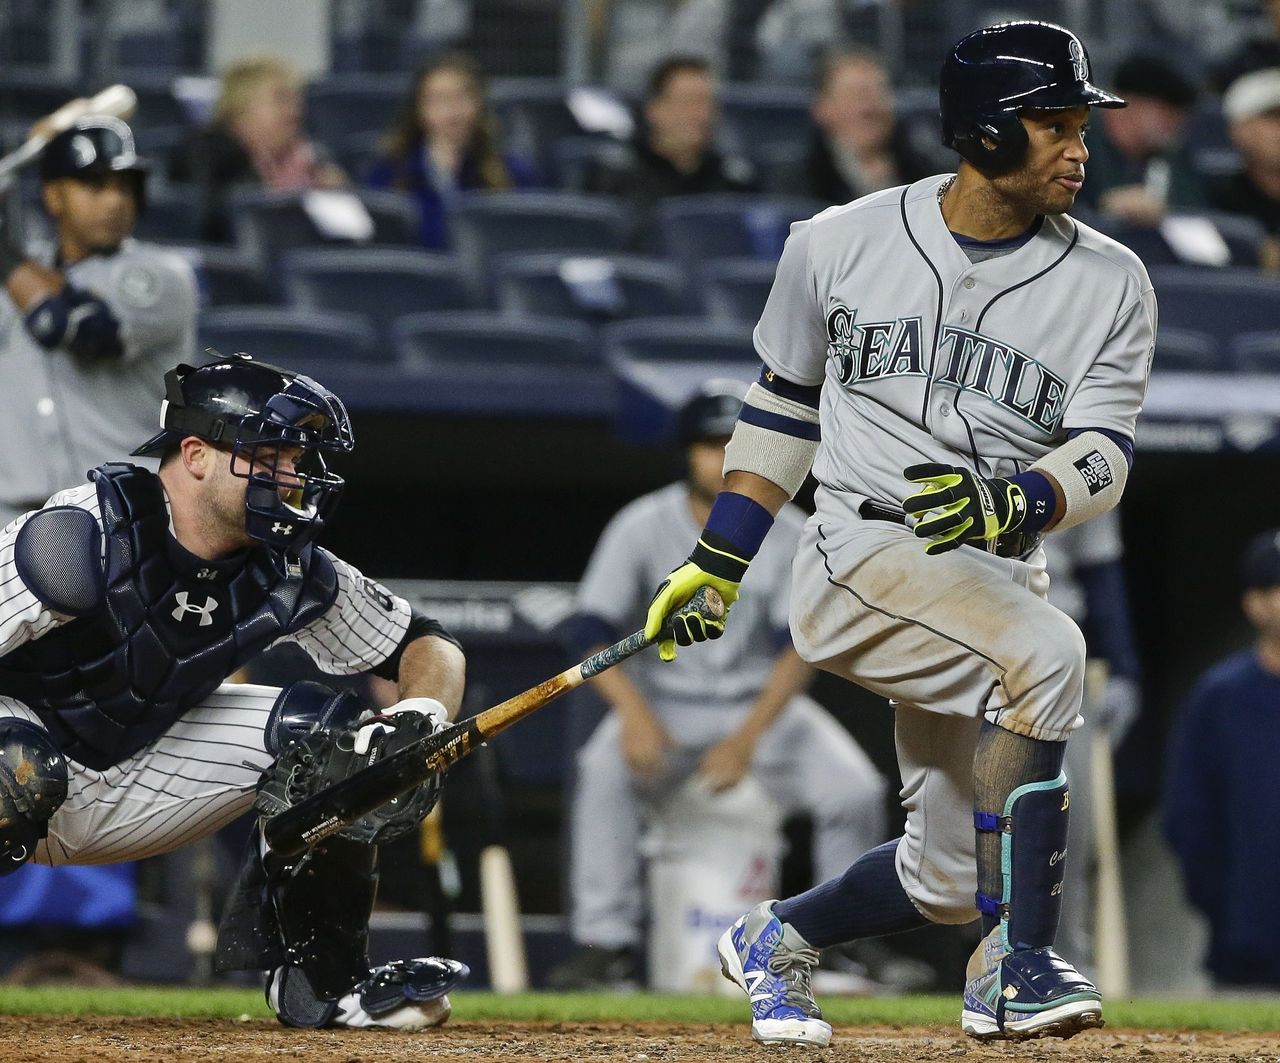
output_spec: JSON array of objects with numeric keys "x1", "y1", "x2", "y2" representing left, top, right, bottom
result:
[
  {"x1": 263, "y1": 680, "x2": 364, "y2": 756},
  {"x1": 975, "y1": 772, "x2": 1070, "y2": 950},
  {"x1": 0, "y1": 718, "x2": 68, "y2": 875}
]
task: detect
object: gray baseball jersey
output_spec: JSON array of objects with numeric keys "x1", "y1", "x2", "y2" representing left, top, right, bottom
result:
[
  {"x1": 755, "y1": 174, "x2": 1157, "y2": 528},
  {"x1": 577, "y1": 482, "x2": 805, "y2": 706},
  {"x1": 0, "y1": 240, "x2": 198, "y2": 521}
]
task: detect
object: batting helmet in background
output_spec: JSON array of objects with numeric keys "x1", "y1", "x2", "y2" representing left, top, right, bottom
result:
[
  {"x1": 939, "y1": 21, "x2": 1125, "y2": 174},
  {"x1": 40, "y1": 115, "x2": 150, "y2": 208},
  {"x1": 677, "y1": 380, "x2": 747, "y2": 445}
]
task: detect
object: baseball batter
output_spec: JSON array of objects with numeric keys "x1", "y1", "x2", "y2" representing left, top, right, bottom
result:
[
  {"x1": 0, "y1": 354, "x2": 468, "y2": 1029},
  {"x1": 645, "y1": 21, "x2": 1156, "y2": 1046},
  {"x1": 0, "y1": 116, "x2": 199, "y2": 527},
  {"x1": 552, "y1": 383, "x2": 886, "y2": 989}
]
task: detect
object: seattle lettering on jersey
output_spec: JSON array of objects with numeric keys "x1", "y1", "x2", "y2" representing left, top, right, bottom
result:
[{"x1": 826, "y1": 303, "x2": 1068, "y2": 435}]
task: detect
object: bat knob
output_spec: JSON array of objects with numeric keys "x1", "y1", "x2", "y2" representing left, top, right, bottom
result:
[{"x1": 675, "y1": 585, "x2": 726, "y2": 623}]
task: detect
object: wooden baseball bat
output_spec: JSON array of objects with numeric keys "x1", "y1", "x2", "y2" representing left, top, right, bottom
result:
[
  {"x1": 263, "y1": 586, "x2": 726, "y2": 857},
  {"x1": 480, "y1": 844, "x2": 529, "y2": 993},
  {"x1": 0, "y1": 84, "x2": 138, "y2": 184},
  {"x1": 1085, "y1": 660, "x2": 1130, "y2": 997}
]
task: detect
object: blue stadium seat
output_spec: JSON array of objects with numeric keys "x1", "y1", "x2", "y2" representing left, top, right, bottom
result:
[
  {"x1": 394, "y1": 311, "x2": 597, "y2": 369},
  {"x1": 305, "y1": 74, "x2": 404, "y2": 144},
  {"x1": 718, "y1": 83, "x2": 811, "y2": 165},
  {"x1": 183, "y1": 247, "x2": 279, "y2": 307},
  {"x1": 489, "y1": 78, "x2": 585, "y2": 175},
  {"x1": 1153, "y1": 327, "x2": 1223, "y2": 373},
  {"x1": 199, "y1": 308, "x2": 380, "y2": 369},
  {"x1": 1230, "y1": 331, "x2": 1280, "y2": 373},
  {"x1": 493, "y1": 252, "x2": 690, "y2": 321},
  {"x1": 701, "y1": 258, "x2": 777, "y2": 324},
  {"x1": 603, "y1": 317, "x2": 757, "y2": 364},
  {"x1": 133, "y1": 183, "x2": 206, "y2": 244},
  {"x1": 447, "y1": 191, "x2": 629, "y2": 297},
  {"x1": 1150, "y1": 267, "x2": 1280, "y2": 340},
  {"x1": 549, "y1": 135, "x2": 633, "y2": 192},
  {"x1": 392, "y1": 312, "x2": 613, "y2": 417},
  {"x1": 231, "y1": 188, "x2": 421, "y2": 274},
  {"x1": 284, "y1": 248, "x2": 470, "y2": 341},
  {"x1": 657, "y1": 195, "x2": 825, "y2": 269}
]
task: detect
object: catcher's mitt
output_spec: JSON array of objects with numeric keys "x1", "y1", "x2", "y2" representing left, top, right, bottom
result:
[{"x1": 255, "y1": 710, "x2": 443, "y2": 846}]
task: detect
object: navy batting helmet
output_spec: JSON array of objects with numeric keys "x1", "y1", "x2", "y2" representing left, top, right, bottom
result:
[
  {"x1": 40, "y1": 115, "x2": 149, "y2": 206},
  {"x1": 133, "y1": 353, "x2": 354, "y2": 560},
  {"x1": 940, "y1": 21, "x2": 1124, "y2": 174},
  {"x1": 677, "y1": 380, "x2": 746, "y2": 445}
]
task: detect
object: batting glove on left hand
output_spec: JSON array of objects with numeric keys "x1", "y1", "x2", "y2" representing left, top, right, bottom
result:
[
  {"x1": 645, "y1": 560, "x2": 741, "y2": 662},
  {"x1": 902, "y1": 463, "x2": 1028, "y2": 556},
  {"x1": 352, "y1": 697, "x2": 449, "y2": 756}
]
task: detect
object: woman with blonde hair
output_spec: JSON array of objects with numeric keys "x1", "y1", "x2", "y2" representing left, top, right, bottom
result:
[
  {"x1": 171, "y1": 54, "x2": 347, "y2": 241},
  {"x1": 367, "y1": 51, "x2": 537, "y2": 249}
]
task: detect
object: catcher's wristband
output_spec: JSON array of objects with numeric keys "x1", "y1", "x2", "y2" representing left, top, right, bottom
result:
[{"x1": 691, "y1": 491, "x2": 775, "y2": 580}]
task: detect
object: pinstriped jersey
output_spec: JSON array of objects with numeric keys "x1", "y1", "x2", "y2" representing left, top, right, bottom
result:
[
  {"x1": 0, "y1": 481, "x2": 410, "y2": 676},
  {"x1": 754, "y1": 174, "x2": 1157, "y2": 526}
]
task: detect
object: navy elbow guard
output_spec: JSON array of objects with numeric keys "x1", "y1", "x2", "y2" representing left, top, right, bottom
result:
[
  {"x1": 25, "y1": 287, "x2": 124, "y2": 359},
  {"x1": 0, "y1": 719, "x2": 68, "y2": 875}
]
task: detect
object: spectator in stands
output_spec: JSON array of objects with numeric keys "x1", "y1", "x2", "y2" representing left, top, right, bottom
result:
[
  {"x1": 170, "y1": 54, "x2": 348, "y2": 242},
  {"x1": 548, "y1": 383, "x2": 886, "y2": 991},
  {"x1": 588, "y1": 55, "x2": 757, "y2": 247},
  {"x1": 1074, "y1": 54, "x2": 1206, "y2": 226},
  {"x1": 1207, "y1": 68, "x2": 1280, "y2": 238},
  {"x1": 789, "y1": 48, "x2": 934, "y2": 206},
  {"x1": 1164, "y1": 529, "x2": 1280, "y2": 989},
  {"x1": 366, "y1": 51, "x2": 539, "y2": 250}
]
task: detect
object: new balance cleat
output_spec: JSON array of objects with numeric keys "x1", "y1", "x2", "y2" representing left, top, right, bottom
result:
[
  {"x1": 717, "y1": 901, "x2": 832, "y2": 1047},
  {"x1": 961, "y1": 927, "x2": 1102, "y2": 1041},
  {"x1": 268, "y1": 957, "x2": 468, "y2": 1030}
]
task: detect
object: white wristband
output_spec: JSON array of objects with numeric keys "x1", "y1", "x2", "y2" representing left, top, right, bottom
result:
[
  {"x1": 1030, "y1": 430, "x2": 1129, "y2": 531},
  {"x1": 389, "y1": 696, "x2": 450, "y2": 729}
]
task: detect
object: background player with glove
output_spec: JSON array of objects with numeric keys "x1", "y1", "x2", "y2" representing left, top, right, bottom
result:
[
  {"x1": 0, "y1": 354, "x2": 467, "y2": 1030},
  {"x1": 647, "y1": 20, "x2": 1156, "y2": 1048}
]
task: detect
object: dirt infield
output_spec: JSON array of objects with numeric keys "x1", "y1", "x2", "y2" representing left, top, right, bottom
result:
[{"x1": 2, "y1": 1017, "x2": 1277, "y2": 1063}]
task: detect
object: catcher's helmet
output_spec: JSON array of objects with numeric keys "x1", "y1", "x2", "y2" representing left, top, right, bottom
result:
[
  {"x1": 132, "y1": 353, "x2": 354, "y2": 560},
  {"x1": 40, "y1": 115, "x2": 149, "y2": 207},
  {"x1": 940, "y1": 21, "x2": 1125, "y2": 174},
  {"x1": 677, "y1": 379, "x2": 746, "y2": 445}
]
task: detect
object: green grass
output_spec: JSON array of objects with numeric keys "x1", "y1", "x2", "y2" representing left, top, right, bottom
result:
[{"x1": 0, "y1": 988, "x2": 1278, "y2": 1031}]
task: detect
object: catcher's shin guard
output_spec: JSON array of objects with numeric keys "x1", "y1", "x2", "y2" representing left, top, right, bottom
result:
[{"x1": 0, "y1": 719, "x2": 67, "y2": 875}]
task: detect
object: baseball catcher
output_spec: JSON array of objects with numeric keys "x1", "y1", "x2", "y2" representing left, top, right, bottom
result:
[{"x1": 0, "y1": 353, "x2": 467, "y2": 1028}]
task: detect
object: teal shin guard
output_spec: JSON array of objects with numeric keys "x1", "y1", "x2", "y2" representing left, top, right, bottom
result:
[{"x1": 975, "y1": 772, "x2": 1070, "y2": 950}]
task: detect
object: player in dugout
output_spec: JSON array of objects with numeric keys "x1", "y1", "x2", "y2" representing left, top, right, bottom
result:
[{"x1": 0, "y1": 353, "x2": 469, "y2": 1029}]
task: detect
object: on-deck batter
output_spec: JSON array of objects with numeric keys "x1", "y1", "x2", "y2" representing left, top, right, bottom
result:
[{"x1": 646, "y1": 20, "x2": 1156, "y2": 1047}]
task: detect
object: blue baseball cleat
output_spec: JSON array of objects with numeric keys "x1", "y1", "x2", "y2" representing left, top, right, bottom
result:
[
  {"x1": 961, "y1": 927, "x2": 1103, "y2": 1041},
  {"x1": 717, "y1": 901, "x2": 832, "y2": 1047}
]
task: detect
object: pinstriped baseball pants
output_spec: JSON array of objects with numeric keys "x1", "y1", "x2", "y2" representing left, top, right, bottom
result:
[{"x1": 0, "y1": 684, "x2": 279, "y2": 865}]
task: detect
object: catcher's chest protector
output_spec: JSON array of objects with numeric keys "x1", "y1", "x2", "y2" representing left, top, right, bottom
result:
[{"x1": 0, "y1": 464, "x2": 337, "y2": 769}]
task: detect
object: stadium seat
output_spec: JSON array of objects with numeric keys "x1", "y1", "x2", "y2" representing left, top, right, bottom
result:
[
  {"x1": 1150, "y1": 267, "x2": 1280, "y2": 340},
  {"x1": 701, "y1": 258, "x2": 777, "y2": 324},
  {"x1": 549, "y1": 135, "x2": 633, "y2": 192},
  {"x1": 718, "y1": 83, "x2": 811, "y2": 165},
  {"x1": 283, "y1": 248, "x2": 470, "y2": 341},
  {"x1": 493, "y1": 253, "x2": 690, "y2": 321},
  {"x1": 182, "y1": 246, "x2": 279, "y2": 307},
  {"x1": 391, "y1": 311, "x2": 613, "y2": 417},
  {"x1": 133, "y1": 183, "x2": 206, "y2": 244},
  {"x1": 394, "y1": 311, "x2": 597, "y2": 369},
  {"x1": 603, "y1": 317, "x2": 758, "y2": 364},
  {"x1": 305, "y1": 74, "x2": 404, "y2": 144},
  {"x1": 447, "y1": 191, "x2": 630, "y2": 297},
  {"x1": 489, "y1": 78, "x2": 585, "y2": 174},
  {"x1": 199, "y1": 308, "x2": 380, "y2": 370},
  {"x1": 231, "y1": 188, "x2": 421, "y2": 273},
  {"x1": 657, "y1": 195, "x2": 825, "y2": 269},
  {"x1": 1230, "y1": 331, "x2": 1280, "y2": 373},
  {"x1": 1152, "y1": 327, "x2": 1224, "y2": 373}
]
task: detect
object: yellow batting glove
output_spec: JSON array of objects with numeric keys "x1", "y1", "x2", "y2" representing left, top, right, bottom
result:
[
  {"x1": 645, "y1": 558, "x2": 742, "y2": 662},
  {"x1": 902, "y1": 463, "x2": 1027, "y2": 556}
]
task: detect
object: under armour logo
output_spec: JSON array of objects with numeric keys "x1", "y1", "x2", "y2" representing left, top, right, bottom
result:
[
  {"x1": 271, "y1": 522, "x2": 294, "y2": 535},
  {"x1": 172, "y1": 592, "x2": 218, "y2": 626}
]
